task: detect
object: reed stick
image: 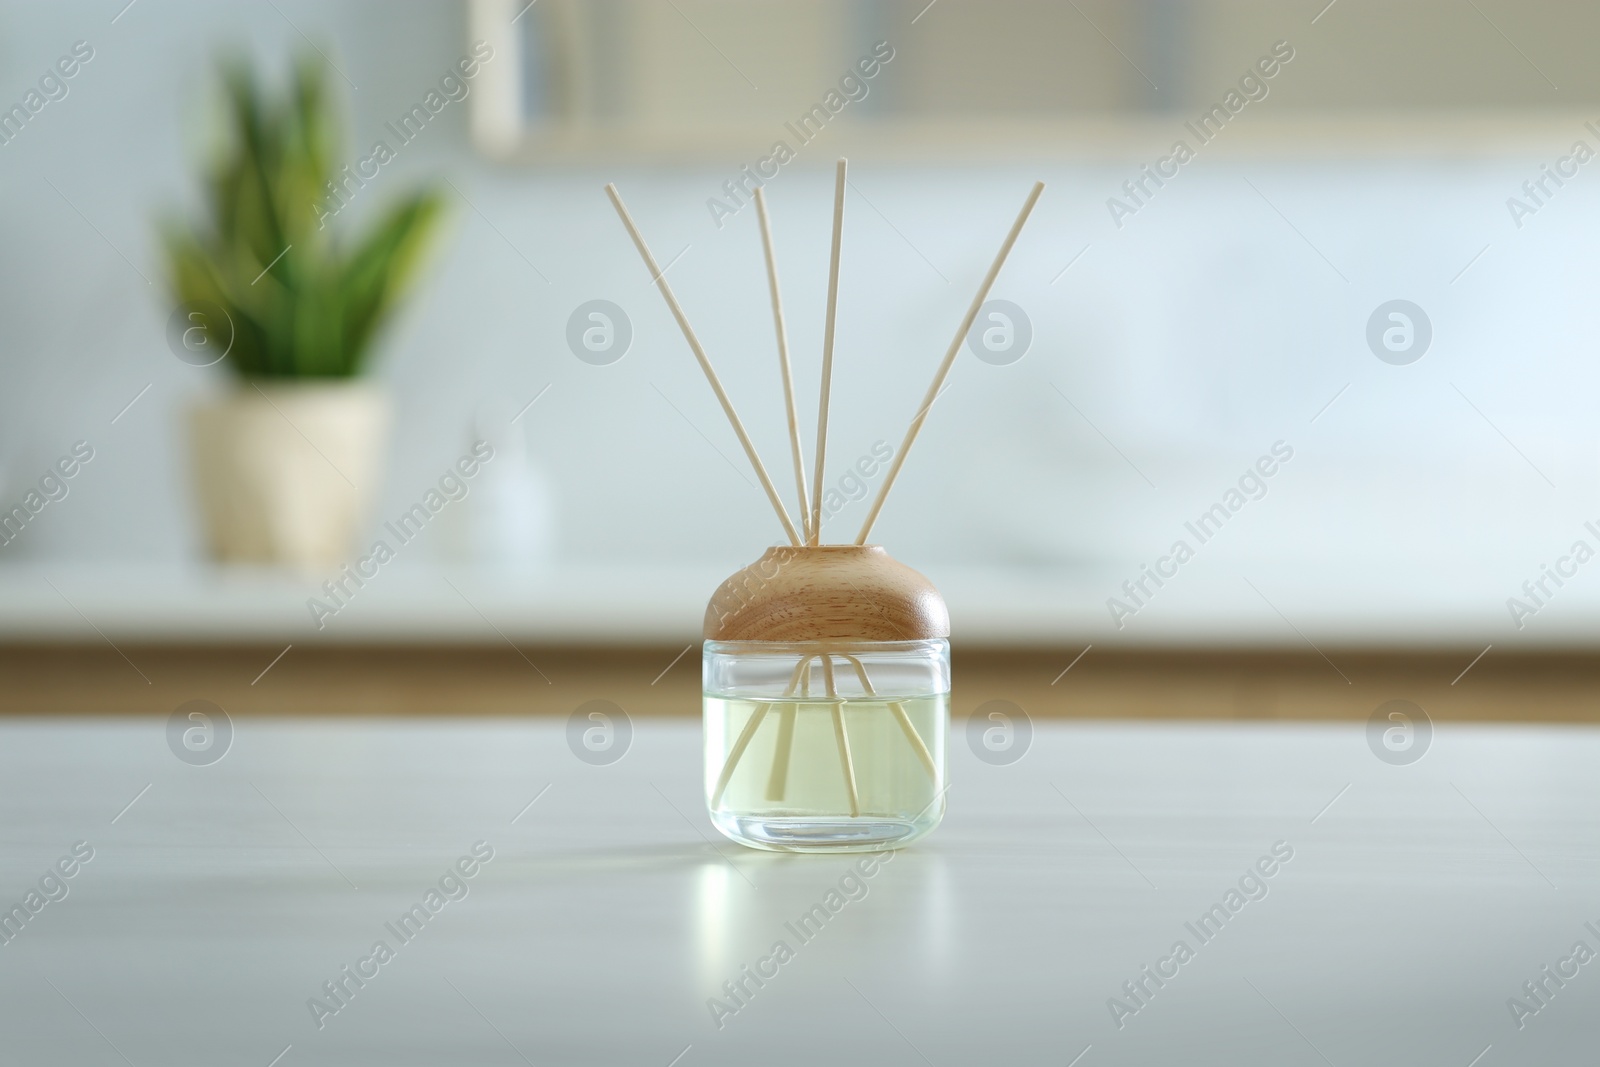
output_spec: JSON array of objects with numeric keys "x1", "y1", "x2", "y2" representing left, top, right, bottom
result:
[
  {"x1": 821, "y1": 655, "x2": 861, "y2": 817},
  {"x1": 764, "y1": 653, "x2": 812, "y2": 805},
  {"x1": 809, "y1": 159, "x2": 848, "y2": 546},
  {"x1": 766, "y1": 653, "x2": 816, "y2": 802},
  {"x1": 604, "y1": 183, "x2": 801, "y2": 546},
  {"x1": 710, "y1": 655, "x2": 813, "y2": 809},
  {"x1": 839, "y1": 652, "x2": 938, "y2": 782},
  {"x1": 753, "y1": 186, "x2": 811, "y2": 543},
  {"x1": 855, "y1": 180, "x2": 1046, "y2": 545},
  {"x1": 764, "y1": 702, "x2": 797, "y2": 801},
  {"x1": 710, "y1": 701, "x2": 771, "y2": 812}
]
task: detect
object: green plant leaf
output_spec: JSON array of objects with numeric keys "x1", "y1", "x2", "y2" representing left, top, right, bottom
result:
[
  {"x1": 338, "y1": 191, "x2": 445, "y2": 375},
  {"x1": 159, "y1": 50, "x2": 446, "y2": 379}
]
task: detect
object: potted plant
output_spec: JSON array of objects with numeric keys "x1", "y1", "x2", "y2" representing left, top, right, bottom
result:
[{"x1": 161, "y1": 54, "x2": 443, "y2": 567}]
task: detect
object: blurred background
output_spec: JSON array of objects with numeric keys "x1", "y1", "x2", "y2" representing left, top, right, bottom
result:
[{"x1": 3, "y1": 0, "x2": 1598, "y2": 720}]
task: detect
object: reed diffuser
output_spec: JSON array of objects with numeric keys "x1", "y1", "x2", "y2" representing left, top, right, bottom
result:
[{"x1": 607, "y1": 162, "x2": 1043, "y2": 851}]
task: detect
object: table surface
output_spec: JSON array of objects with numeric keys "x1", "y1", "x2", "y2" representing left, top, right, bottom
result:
[{"x1": 1, "y1": 717, "x2": 1595, "y2": 1066}]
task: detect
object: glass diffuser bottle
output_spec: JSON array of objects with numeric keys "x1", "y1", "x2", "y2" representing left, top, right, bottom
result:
[{"x1": 703, "y1": 545, "x2": 949, "y2": 852}]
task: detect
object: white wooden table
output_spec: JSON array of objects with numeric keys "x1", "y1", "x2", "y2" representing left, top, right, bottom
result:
[{"x1": 0, "y1": 717, "x2": 1593, "y2": 1065}]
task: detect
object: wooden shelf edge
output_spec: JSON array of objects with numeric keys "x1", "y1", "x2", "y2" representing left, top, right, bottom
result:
[{"x1": 2, "y1": 642, "x2": 1595, "y2": 722}]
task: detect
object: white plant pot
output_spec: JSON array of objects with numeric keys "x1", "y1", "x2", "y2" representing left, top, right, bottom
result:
[{"x1": 189, "y1": 381, "x2": 389, "y2": 568}]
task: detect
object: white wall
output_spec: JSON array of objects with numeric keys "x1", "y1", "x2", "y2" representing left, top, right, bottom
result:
[{"x1": 1, "y1": 1, "x2": 1595, "y2": 615}]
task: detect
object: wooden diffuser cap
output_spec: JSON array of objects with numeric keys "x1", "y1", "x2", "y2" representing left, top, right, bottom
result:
[{"x1": 704, "y1": 545, "x2": 949, "y2": 642}]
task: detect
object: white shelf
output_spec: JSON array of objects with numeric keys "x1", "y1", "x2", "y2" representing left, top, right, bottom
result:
[{"x1": 2, "y1": 559, "x2": 1594, "y2": 648}]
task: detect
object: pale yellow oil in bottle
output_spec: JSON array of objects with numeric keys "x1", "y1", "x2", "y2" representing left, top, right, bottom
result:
[{"x1": 704, "y1": 694, "x2": 946, "y2": 851}]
